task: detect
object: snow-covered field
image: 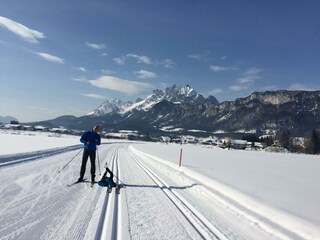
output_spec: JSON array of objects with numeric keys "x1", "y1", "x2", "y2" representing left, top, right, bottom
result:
[{"x1": 0, "y1": 131, "x2": 319, "y2": 240}]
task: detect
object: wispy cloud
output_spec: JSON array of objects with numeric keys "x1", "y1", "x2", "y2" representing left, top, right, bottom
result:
[
  {"x1": 230, "y1": 68, "x2": 261, "y2": 91},
  {"x1": 81, "y1": 93, "x2": 106, "y2": 99},
  {"x1": 113, "y1": 57, "x2": 125, "y2": 65},
  {"x1": 101, "y1": 69, "x2": 116, "y2": 75},
  {"x1": 89, "y1": 75, "x2": 152, "y2": 95},
  {"x1": 261, "y1": 85, "x2": 279, "y2": 91},
  {"x1": 113, "y1": 53, "x2": 175, "y2": 69},
  {"x1": 239, "y1": 68, "x2": 261, "y2": 84},
  {"x1": 188, "y1": 54, "x2": 202, "y2": 60},
  {"x1": 188, "y1": 50, "x2": 210, "y2": 61},
  {"x1": 288, "y1": 83, "x2": 316, "y2": 91},
  {"x1": 127, "y1": 54, "x2": 152, "y2": 64},
  {"x1": 159, "y1": 59, "x2": 176, "y2": 68},
  {"x1": 72, "y1": 76, "x2": 87, "y2": 82},
  {"x1": 0, "y1": 16, "x2": 45, "y2": 43},
  {"x1": 208, "y1": 88, "x2": 223, "y2": 95},
  {"x1": 75, "y1": 67, "x2": 86, "y2": 72},
  {"x1": 210, "y1": 65, "x2": 236, "y2": 72},
  {"x1": 135, "y1": 70, "x2": 157, "y2": 79},
  {"x1": 86, "y1": 42, "x2": 106, "y2": 50},
  {"x1": 230, "y1": 85, "x2": 248, "y2": 92},
  {"x1": 35, "y1": 52, "x2": 64, "y2": 64}
]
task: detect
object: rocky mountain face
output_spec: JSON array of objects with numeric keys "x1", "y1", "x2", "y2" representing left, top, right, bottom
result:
[
  {"x1": 36, "y1": 86, "x2": 320, "y2": 137},
  {"x1": 90, "y1": 84, "x2": 218, "y2": 116}
]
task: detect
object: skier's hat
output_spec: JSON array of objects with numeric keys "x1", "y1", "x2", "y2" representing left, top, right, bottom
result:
[{"x1": 93, "y1": 125, "x2": 101, "y2": 132}]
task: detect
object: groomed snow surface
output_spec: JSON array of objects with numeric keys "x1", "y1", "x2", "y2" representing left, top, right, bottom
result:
[{"x1": 0, "y1": 131, "x2": 320, "y2": 240}]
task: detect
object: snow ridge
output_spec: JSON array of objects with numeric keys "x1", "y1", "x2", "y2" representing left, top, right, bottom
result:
[{"x1": 90, "y1": 84, "x2": 217, "y2": 116}]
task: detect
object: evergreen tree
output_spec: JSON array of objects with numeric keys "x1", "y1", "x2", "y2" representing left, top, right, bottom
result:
[
  {"x1": 276, "y1": 130, "x2": 291, "y2": 149},
  {"x1": 261, "y1": 136, "x2": 274, "y2": 146},
  {"x1": 305, "y1": 130, "x2": 320, "y2": 154},
  {"x1": 242, "y1": 134, "x2": 260, "y2": 143}
]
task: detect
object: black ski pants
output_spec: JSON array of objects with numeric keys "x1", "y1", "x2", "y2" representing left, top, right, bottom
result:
[{"x1": 80, "y1": 150, "x2": 96, "y2": 181}]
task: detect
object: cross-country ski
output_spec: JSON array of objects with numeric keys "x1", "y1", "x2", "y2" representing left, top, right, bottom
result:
[{"x1": 67, "y1": 178, "x2": 87, "y2": 187}]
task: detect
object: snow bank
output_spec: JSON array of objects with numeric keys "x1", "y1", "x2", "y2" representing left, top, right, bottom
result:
[
  {"x1": 0, "y1": 131, "x2": 80, "y2": 155},
  {"x1": 132, "y1": 142, "x2": 320, "y2": 228}
]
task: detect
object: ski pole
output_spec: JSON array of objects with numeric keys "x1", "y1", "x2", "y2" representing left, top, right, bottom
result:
[
  {"x1": 105, "y1": 161, "x2": 124, "y2": 184},
  {"x1": 97, "y1": 148, "x2": 101, "y2": 175},
  {"x1": 58, "y1": 148, "x2": 83, "y2": 173},
  {"x1": 113, "y1": 173, "x2": 125, "y2": 185}
]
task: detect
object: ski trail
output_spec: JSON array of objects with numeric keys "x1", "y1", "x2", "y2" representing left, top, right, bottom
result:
[
  {"x1": 130, "y1": 151, "x2": 227, "y2": 240},
  {"x1": 130, "y1": 145, "x2": 320, "y2": 240},
  {"x1": 0, "y1": 147, "x2": 104, "y2": 240},
  {"x1": 94, "y1": 146, "x2": 122, "y2": 240},
  {"x1": 120, "y1": 145, "x2": 201, "y2": 240}
]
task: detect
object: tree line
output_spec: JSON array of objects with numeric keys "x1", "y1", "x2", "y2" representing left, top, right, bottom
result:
[{"x1": 242, "y1": 130, "x2": 320, "y2": 154}]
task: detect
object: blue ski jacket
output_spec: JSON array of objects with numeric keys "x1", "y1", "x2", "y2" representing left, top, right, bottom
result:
[{"x1": 80, "y1": 129, "x2": 101, "y2": 151}]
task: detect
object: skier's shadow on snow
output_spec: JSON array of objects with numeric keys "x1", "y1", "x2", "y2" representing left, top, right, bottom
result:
[{"x1": 124, "y1": 183, "x2": 198, "y2": 190}]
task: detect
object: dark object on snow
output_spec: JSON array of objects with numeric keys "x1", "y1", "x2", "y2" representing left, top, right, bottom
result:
[{"x1": 98, "y1": 167, "x2": 122, "y2": 194}]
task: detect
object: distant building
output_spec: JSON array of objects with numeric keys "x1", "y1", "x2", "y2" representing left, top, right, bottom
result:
[
  {"x1": 231, "y1": 139, "x2": 247, "y2": 149},
  {"x1": 159, "y1": 136, "x2": 171, "y2": 143},
  {"x1": 3, "y1": 123, "x2": 25, "y2": 130},
  {"x1": 34, "y1": 125, "x2": 49, "y2": 131}
]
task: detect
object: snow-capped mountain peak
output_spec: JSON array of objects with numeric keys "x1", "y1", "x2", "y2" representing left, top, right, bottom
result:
[
  {"x1": 89, "y1": 98, "x2": 132, "y2": 116},
  {"x1": 90, "y1": 84, "x2": 218, "y2": 116}
]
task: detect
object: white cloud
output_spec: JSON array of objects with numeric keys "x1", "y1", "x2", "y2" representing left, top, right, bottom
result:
[
  {"x1": 72, "y1": 76, "x2": 87, "y2": 82},
  {"x1": 89, "y1": 75, "x2": 152, "y2": 95},
  {"x1": 208, "y1": 88, "x2": 223, "y2": 95},
  {"x1": 81, "y1": 93, "x2": 106, "y2": 99},
  {"x1": 188, "y1": 54, "x2": 202, "y2": 60},
  {"x1": 160, "y1": 59, "x2": 176, "y2": 68},
  {"x1": 288, "y1": 83, "x2": 315, "y2": 91},
  {"x1": 0, "y1": 16, "x2": 45, "y2": 43},
  {"x1": 113, "y1": 57, "x2": 125, "y2": 65},
  {"x1": 101, "y1": 69, "x2": 116, "y2": 75},
  {"x1": 210, "y1": 65, "x2": 236, "y2": 72},
  {"x1": 230, "y1": 85, "x2": 248, "y2": 91},
  {"x1": 113, "y1": 53, "x2": 174, "y2": 69},
  {"x1": 230, "y1": 68, "x2": 261, "y2": 92},
  {"x1": 135, "y1": 70, "x2": 157, "y2": 78},
  {"x1": 127, "y1": 54, "x2": 152, "y2": 64},
  {"x1": 76, "y1": 67, "x2": 86, "y2": 72},
  {"x1": 188, "y1": 51, "x2": 210, "y2": 61},
  {"x1": 86, "y1": 42, "x2": 106, "y2": 50},
  {"x1": 262, "y1": 85, "x2": 279, "y2": 91},
  {"x1": 35, "y1": 52, "x2": 64, "y2": 64},
  {"x1": 238, "y1": 68, "x2": 261, "y2": 84}
]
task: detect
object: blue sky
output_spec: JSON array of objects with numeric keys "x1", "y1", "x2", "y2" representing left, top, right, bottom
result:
[{"x1": 1, "y1": 1, "x2": 319, "y2": 122}]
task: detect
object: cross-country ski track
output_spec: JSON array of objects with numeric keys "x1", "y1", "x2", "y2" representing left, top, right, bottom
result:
[{"x1": 1, "y1": 142, "x2": 319, "y2": 240}]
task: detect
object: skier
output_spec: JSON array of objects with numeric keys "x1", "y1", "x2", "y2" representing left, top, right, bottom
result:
[
  {"x1": 78, "y1": 125, "x2": 101, "y2": 184},
  {"x1": 98, "y1": 165, "x2": 117, "y2": 188}
]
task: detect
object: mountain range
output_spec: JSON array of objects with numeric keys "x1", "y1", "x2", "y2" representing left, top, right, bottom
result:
[
  {"x1": 29, "y1": 85, "x2": 320, "y2": 137},
  {"x1": 0, "y1": 115, "x2": 18, "y2": 124}
]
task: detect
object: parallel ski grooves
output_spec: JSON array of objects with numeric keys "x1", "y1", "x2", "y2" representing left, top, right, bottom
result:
[
  {"x1": 130, "y1": 152, "x2": 229, "y2": 240},
  {"x1": 94, "y1": 147, "x2": 121, "y2": 240}
]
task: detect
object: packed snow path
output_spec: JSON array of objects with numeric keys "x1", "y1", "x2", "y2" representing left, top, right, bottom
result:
[{"x1": 1, "y1": 142, "x2": 319, "y2": 240}]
